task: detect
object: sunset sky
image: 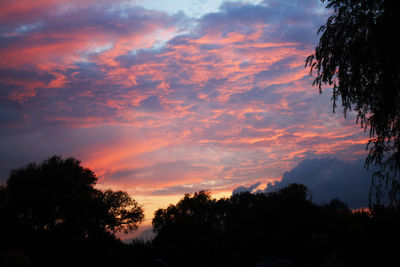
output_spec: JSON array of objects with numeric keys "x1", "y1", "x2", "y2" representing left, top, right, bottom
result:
[{"x1": 0, "y1": 0, "x2": 370, "y2": 235}]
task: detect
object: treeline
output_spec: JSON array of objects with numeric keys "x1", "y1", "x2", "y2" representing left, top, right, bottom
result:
[
  {"x1": 1, "y1": 156, "x2": 400, "y2": 267},
  {"x1": 148, "y1": 186, "x2": 400, "y2": 267}
]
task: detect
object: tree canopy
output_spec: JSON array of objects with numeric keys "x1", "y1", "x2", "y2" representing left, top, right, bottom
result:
[
  {"x1": 306, "y1": 0, "x2": 400, "y2": 205},
  {"x1": 150, "y1": 185, "x2": 382, "y2": 266},
  {"x1": 149, "y1": 186, "x2": 400, "y2": 267},
  {"x1": 1, "y1": 155, "x2": 144, "y2": 240}
]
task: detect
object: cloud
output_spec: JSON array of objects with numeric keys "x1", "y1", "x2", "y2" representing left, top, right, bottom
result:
[
  {"x1": 150, "y1": 184, "x2": 210, "y2": 196},
  {"x1": 0, "y1": 0, "x2": 371, "y2": 210},
  {"x1": 0, "y1": 1, "x2": 184, "y2": 69},
  {"x1": 199, "y1": 0, "x2": 326, "y2": 44},
  {"x1": 138, "y1": 95, "x2": 165, "y2": 112},
  {"x1": 262, "y1": 157, "x2": 376, "y2": 209},
  {"x1": 233, "y1": 182, "x2": 261, "y2": 195},
  {"x1": 102, "y1": 160, "x2": 209, "y2": 187}
]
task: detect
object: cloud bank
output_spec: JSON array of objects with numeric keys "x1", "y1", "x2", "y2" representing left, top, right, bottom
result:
[{"x1": 234, "y1": 157, "x2": 376, "y2": 209}]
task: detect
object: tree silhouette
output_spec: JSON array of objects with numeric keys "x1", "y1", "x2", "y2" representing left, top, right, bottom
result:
[
  {"x1": 3, "y1": 155, "x2": 143, "y2": 239},
  {"x1": 153, "y1": 190, "x2": 221, "y2": 234},
  {"x1": 151, "y1": 185, "x2": 319, "y2": 266},
  {"x1": 148, "y1": 184, "x2": 400, "y2": 266},
  {"x1": 100, "y1": 189, "x2": 144, "y2": 234},
  {"x1": 305, "y1": 0, "x2": 400, "y2": 205},
  {"x1": 152, "y1": 190, "x2": 225, "y2": 266}
]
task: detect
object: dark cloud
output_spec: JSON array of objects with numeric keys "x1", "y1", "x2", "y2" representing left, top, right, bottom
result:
[
  {"x1": 229, "y1": 84, "x2": 285, "y2": 104},
  {"x1": 233, "y1": 182, "x2": 261, "y2": 195},
  {"x1": 264, "y1": 157, "x2": 376, "y2": 209},
  {"x1": 230, "y1": 157, "x2": 377, "y2": 209},
  {"x1": 198, "y1": 0, "x2": 325, "y2": 45},
  {"x1": 238, "y1": 127, "x2": 274, "y2": 138},
  {"x1": 0, "y1": 100, "x2": 25, "y2": 128},
  {"x1": 0, "y1": 125, "x2": 126, "y2": 183},
  {"x1": 150, "y1": 184, "x2": 208, "y2": 196},
  {"x1": 200, "y1": 78, "x2": 228, "y2": 93},
  {"x1": 0, "y1": 69, "x2": 54, "y2": 84},
  {"x1": 116, "y1": 49, "x2": 163, "y2": 68},
  {"x1": 199, "y1": 3, "x2": 268, "y2": 35},
  {"x1": 138, "y1": 95, "x2": 165, "y2": 112},
  {"x1": 1, "y1": 3, "x2": 179, "y2": 40},
  {"x1": 199, "y1": 44, "x2": 223, "y2": 51}
]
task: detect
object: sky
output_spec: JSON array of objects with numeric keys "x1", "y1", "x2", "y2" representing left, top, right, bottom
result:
[{"x1": 0, "y1": 0, "x2": 371, "y2": 236}]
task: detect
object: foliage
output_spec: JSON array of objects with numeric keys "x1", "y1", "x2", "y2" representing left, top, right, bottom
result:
[
  {"x1": 153, "y1": 190, "x2": 222, "y2": 234},
  {"x1": 152, "y1": 184, "x2": 330, "y2": 266},
  {"x1": 305, "y1": 0, "x2": 400, "y2": 205},
  {"x1": 100, "y1": 189, "x2": 144, "y2": 234},
  {"x1": 152, "y1": 190, "x2": 225, "y2": 265},
  {"x1": 2, "y1": 155, "x2": 143, "y2": 239},
  {"x1": 151, "y1": 186, "x2": 400, "y2": 267}
]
